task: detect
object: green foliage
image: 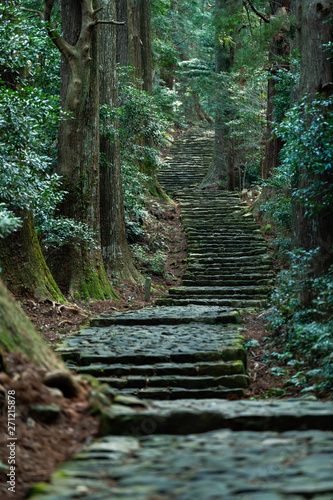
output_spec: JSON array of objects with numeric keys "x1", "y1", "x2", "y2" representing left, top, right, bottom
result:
[
  {"x1": 0, "y1": 204, "x2": 21, "y2": 238},
  {"x1": 0, "y1": 85, "x2": 60, "y2": 212},
  {"x1": 262, "y1": 92, "x2": 333, "y2": 255},
  {"x1": 0, "y1": 6, "x2": 95, "y2": 250},
  {"x1": 276, "y1": 95, "x2": 333, "y2": 216},
  {"x1": 101, "y1": 67, "x2": 171, "y2": 240},
  {"x1": 227, "y1": 71, "x2": 266, "y2": 188},
  {"x1": 102, "y1": 67, "x2": 170, "y2": 173},
  {"x1": 121, "y1": 162, "x2": 149, "y2": 242},
  {"x1": 35, "y1": 215, "x2": 97, "y2": 250},
  {"x1": 0, "y1": 4, "x2": 60, "y2": 94},
  {"x1": 131, "y1": 244, "x2": 167, "y2": 277},
  {"x1": 268, "y1": 250, "x2": 333, "y2": 393},
  {"x1": 270, "y1": 59, "x2": 299, "y2": 123}
]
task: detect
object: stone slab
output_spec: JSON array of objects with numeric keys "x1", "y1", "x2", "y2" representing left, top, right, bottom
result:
[
  {"x1": 90, "y1": 305, "x2": 241, "y2": 327},
  {"x1": 99, "y1": 399, "x2": 333, "y2": 435},
  {"x1": 29, "y1": 428, "x2": 333, "y2": 499}
]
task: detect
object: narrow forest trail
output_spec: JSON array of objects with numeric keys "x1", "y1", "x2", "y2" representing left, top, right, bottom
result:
[{"x1": 29, "y1": 128, "x2": 333, "y2": 499}]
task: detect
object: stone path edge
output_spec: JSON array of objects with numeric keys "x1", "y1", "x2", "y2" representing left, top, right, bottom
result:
[{"x1": 99, "y1": 399, "x2": 333, "y2": 436}]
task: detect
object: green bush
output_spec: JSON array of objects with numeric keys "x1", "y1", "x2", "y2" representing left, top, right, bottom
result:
[
  {"x1": 268, "y1": 251, "x2": 333, "y2": 393},
  {"x1": 131, "y1": 244, "x2": 167, "y2": 277}
]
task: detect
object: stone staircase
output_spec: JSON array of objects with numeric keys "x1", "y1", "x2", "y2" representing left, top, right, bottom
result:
[
  {"x1": 157, "y1": 131, "x2": 273, "y2": 309},
  {"x1": 157, "y1": 128, "x2": 214, "y2": 194},
  {"x1": 156, "y1": 191, "x2": 273, "y2": 308},
  {"x1": 29, "y1": 127, "x2": 333, "y2": 500},
  {"x1": 59, "y1": 306, "x2": 249, "y2": 400},
  {"x1": 55, "y1": 127, "x2": 272, "y2": 400}
]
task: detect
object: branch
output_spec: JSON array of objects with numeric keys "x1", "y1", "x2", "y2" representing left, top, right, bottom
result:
[
  {"x1": 93, "y1": 6, "x2": 104, "y2": 15},
  {"x1": 174, "y1": 33, "x2": 194, "y2": 47},
  {"x1": 94, "y1": 19, "x2": 126, "y2": 25},
  {"x1": 243, "y1": 2, "x2": 253, "y2": 36},
  {"x1": 246, "y1": 0, "x2": 270, "y2": 23},
  {"x1": 43, "y1": 0, "x2": 73, "y2": 61},
  {"x1": 21, "y1": 8, "x2": 43, "y2": 19}
]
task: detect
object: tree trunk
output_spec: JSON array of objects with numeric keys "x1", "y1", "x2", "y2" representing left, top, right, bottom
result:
[
  {"x1": 0, "y1": 278, "x2": 64, "y2": 370},
  {"x1": 140, "y1": 0, "x2": 153, "y2": 93},
  {"x1": 292, "y1": 0, "x2": 333, "y2": 289},
  {"x1": 263, "y1": 0, "x2": 290, "y2": 179},
  {"x1": 99, "y1": 0, "x2": 142, "y2": 283},
  {"x1": 0, "y1": 212, "x2": 65, "y2": 302},
  {"x1": 46, "y1": 0, "x2": 116, "y2": 300},
  {"x1": 116, "y1": 0, "x2": 129, "y2": 66},
  {"x1": 131, "y1": 0, "x2": 142, "y2": 86},
  {"x1": 200, "y1": 0, "x2": 232, "y2": 189}
]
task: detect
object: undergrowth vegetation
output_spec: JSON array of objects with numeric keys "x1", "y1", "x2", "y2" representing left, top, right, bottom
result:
[{"x1": 261, "y1": 88, "x2": 333, "y2": 396}]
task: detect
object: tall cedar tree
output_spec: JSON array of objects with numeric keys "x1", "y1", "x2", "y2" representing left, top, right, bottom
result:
[
  {"x1": 263, "y1": 0, "x2": 290, "y2": 179},
  {"x1": 99, "y1": 0, "x2": 141, "y2": 283},
  {"x1": 44, "y1": 0, "x2": 116, "y2": 299},
  {"x1": 292, "y1": 0, "x2": 333, "y2": 283},
  {"x1": 200, "y1": 0, "x2": 235, "y2": 189},
  {"x1": 116, "y1": 0, "x2": 171, "y2": 201}
]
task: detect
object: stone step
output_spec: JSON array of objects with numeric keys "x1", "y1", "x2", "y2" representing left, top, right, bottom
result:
[
  {"x1": 187, "y1": 250, "x2": 268, "y2": 258},
  {"x1": 187, "y1": 263, "x2": 272, "y2": 271},
  {"x1": 155, "y1": 298, "x2": 266, "y2": 308},
  {"x1": 100, "y1": 399, "x2": 333, "y2": 435},
  {"x1": 117, "y1": 386, "x2": 245, "y2": 399},
  {"x1": 182, "y1": 277, "x2": 271, "y2": 287},
  {"x1": 96, "y1": 373, "x2": 250, "y2": 390},
  {"x1": 57, "y1": 314, "x2": 246, "y2": 367},
  {"x1": 29, "y1": 406, "x2": 333, "y2": 499},
  {"x1": 90, "y1": 305, "x2": 240, "y2": 327},
  {"x1": 77, "y1": 359, "x2": 245, "y2": 377},
  {"x1": 169, "y1": 286, "x2": 270, "y2": 297},
  {"x1": 187, "y1": 233, "x2": 263, "y2": 240},
  {"x1": 187, "y1": 243, "x2": 267, "y2": 251},
  {"x1": 186, "y1": 258, "x2": 271, "y2": 267},
  {"x1": 184, "y1": 270, "x2": 273, "y2": 278}
]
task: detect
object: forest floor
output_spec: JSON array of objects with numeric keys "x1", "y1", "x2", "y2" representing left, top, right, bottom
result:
[{"x1": 1, "y1": 185, "x2": 327, "y2": 499}]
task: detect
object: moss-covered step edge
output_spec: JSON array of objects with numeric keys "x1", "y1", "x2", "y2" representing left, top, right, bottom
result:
[
  {"x1": 76, "y1": 359, "x2": 245, "y2": 377},
  {"x1": 95, "y1": 373, "x2": 250, "y2": 390},
  {"x1": 99, "y1": 400, "x2": 333, "y2": 436},
  {"x1": 59, "y1": 344, "x2": 247, "y2": 368},
  {"x1": 89, "y1": 309, "x2": 241, "y2": 327}
]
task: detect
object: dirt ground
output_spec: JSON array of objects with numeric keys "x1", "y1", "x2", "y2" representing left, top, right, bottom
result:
[
  {"x1": 0, "y1": 183, "x2": 328, "y2": 499},
  {"x1": 0, "y1": 352, "x2": 100, "y2": 499}
]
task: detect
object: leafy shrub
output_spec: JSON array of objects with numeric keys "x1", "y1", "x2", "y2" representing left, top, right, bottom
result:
[
  {"x1": 268, "y1": 250, "x2": 333, "y2": 393},
  {"x1": 0, "y1": 7, "x2": 97, "y2": 251},
  {"x1": 131, "y1": 244, "x2": 167, "y2": 277},
  {"x1": 275, "y1": 94, "x2": 333, "y2": 217},
  {"x1": 0, "y1": 204, "x2": 21, "y2": 237}
]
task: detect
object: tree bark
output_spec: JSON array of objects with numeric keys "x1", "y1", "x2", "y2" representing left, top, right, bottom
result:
[
  {"x1": 0, "y1": 278, "x2": 64, "y2": 371},
  {"x1": 0, "y1": 212, "x2": 65, "y2": 301},
  {"x1": 131, "y1": 0, "x2": 142, "y2": 86},
  {"x1": 46, "y1": 0, "x2": 116, "y2": 300},
  {"x1": 140, "y1": 0, "x2": 153, "y2": 93},
  {"x1": 292, "y1": 0, "x2": 333, "y2": 288},
  {"x1": 263, "y1": 0, "x2": 290, "y2": 179},
  {"x1": 200, "y1": 0, "x2": 232, "y2": 189},
  {"x1": 116, "y1": 0, "x2": 129, "y2": 66},
  {"x1": 99, "y1": 0, "x2": 142, "y2": 283}
]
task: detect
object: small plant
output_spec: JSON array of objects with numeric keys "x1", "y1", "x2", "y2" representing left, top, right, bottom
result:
[
  {"x1": 131, "y1": 244, "x2": 167, "y2": 277},
  {"x1": 268, "y1": 249, "x2": 333, "y2": 394}
]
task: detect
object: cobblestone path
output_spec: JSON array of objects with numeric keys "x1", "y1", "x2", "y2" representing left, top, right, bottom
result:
[{"x1": 30, "y1": 128, "x2": 333, "y2": 499}]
